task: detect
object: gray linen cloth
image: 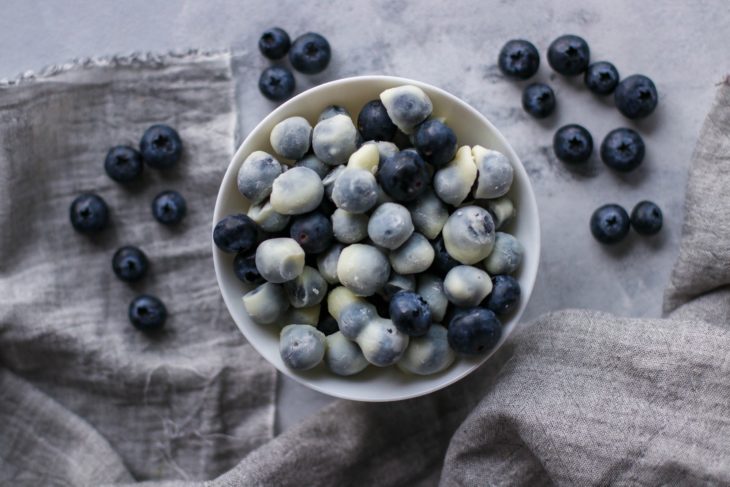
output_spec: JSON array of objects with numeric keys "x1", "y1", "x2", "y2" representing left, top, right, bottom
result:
[{"x1": 1, "y1": 51, "x2": 729, "y2": 485}]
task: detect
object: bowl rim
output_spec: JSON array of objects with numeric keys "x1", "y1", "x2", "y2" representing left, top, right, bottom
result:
[{"x1": 212, "y1": 74, "x2": 541, "y2": 402}]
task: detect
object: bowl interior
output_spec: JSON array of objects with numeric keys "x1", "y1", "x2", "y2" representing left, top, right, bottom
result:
[{"x1": 213, "y1": 75, "x2": 540, "y2": 402}]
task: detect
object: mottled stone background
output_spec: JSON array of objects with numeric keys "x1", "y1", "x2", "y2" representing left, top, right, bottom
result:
[{"x1": 2, "y1": 0, "x2": 728, "y2": 430}]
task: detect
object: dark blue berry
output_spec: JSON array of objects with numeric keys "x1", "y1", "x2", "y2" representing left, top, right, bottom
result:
[
  {"x1": 447, "y1": 307, "x2": 502, "y2": 355},
  {"x1": 289, "y1": 211, "x2": 333, "y2": 254},
  {"x1": 139, "y1": 125, "x2": 182, "y2": 170},
  {"x1": 151, "y1": 190, "x2": 186, "y2": 225},
  {"x1": 414, "y1": 119, "x2": 457, "y2": 168},
  {"x1": 357, "y1": 100, "x2": 397, "y2": 142},
  {"x1": 213, "y1": 214, "x2": 258, "y2": 253},
  {"x1": 590, "y1": 204, "x2": 630, "y2": 244},
  {"x1": 389, "y1": 291, "x2": 432, "y2": 337},
  {"x1": 69, "y1": 193, "x2": 109, "y2": 233},
  {"x1": 498, "y1": 39, "x2": 540, "y2": 79},
  {"x1": 258, "y1": 27, "x2": 291, "y2": 60},
  {"x1": 104, "y1": 146, "x2": 143, "y2": 183},
  {"x1": 484, "y1": 275, "x2": 521, "y2": 316},
  {"x1": 377, "y1": 150, "x2": 429, "y2": 202},
  {"x1": 289, "y1": 33, "x2": 331, "y2": 74},
  {"x1": 112, "y1": 246, "x2": 148, "y2": 282},
  {"x1": 317, "y1": 315, "x2": 339, "y2": 336},
  {"x1": 521, "y1": 83, "x2": 556, "y2": 119},
  {"x1": 615, "y1": 74, "x2": 658, "y2": 119},
  {"x1": 430, "y1": 236, "x2": 459, "y2": 276},
  {"x1": 259, "y1": 66, "x2": 296, "y2": 101},
  {"x1": 553, "y1": 124, "x2": 593, "y2": 164},
  {"x1": 600, "y1": 128, "x2": 645, "y2": 172},
  {"x1": 233, "y1": 248, "x2": 263, "y2": 285},
  {"x1": 128, "y1": 295, "x2": 167, "y2": 331},
  {"x1": 630, "y1": 201, "x2": 663, "y2": 236},
  {"x1": 584, "y1": 61, "x2": 619, "y2": 95},
  {"x1": 547, "y1": 35, "x2": 590, "y2": 76}
]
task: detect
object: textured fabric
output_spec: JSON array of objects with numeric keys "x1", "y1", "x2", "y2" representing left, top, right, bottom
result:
[{"x1": 0, "y1": 51, "x2": 276, "y2": 483}]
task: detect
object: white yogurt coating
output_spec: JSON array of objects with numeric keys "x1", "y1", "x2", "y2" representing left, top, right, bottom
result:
[
  {"x1": 295, "y1": 154, "x2": 330, "y2": 179},
  {"x1": 332, "y1": 209, "x2": 369, "y2": 244},
  {"x1": 270, "y1": 116, "x2": 312, "y2": 160},
  {"x1": 366, "y1": 140, "x2": 399, "y2": 161},
  {"x1": 397, "y1": 325, "x2": 455, "y2": 375},
  {"x1": 279, "y1": 324, "x2": 326, "y2": 370},
  {"x1": 389, "y1": 233, "x2": 435, "y2": 275},
  {"x1": 284, "y1": 305, "x2": 321, "y2": 326},
  {"x1": 331, "y1": 168, "x2": 379, "y2": 214},
  {"x1": 284, "y1": 266, "x2": 328, "y2": 308},
  {"x1": 417, "y1": 274, "x2": 448, "y2": 323},
  {"x1": 442, "y1": 205, "x2": 496, "y2": 264},
  {"x1": 472, "y1": 145, "x2": 514, "y2": 199},
  {"x1": 367, "y1": 202, "x2": 414, "y2": 250},
  {"x1": 380, "y1": 272, "x2": 416, "y2": 300},
  {"x1": 247, "y1": 200, "x2": 290, "y2": 232},
  {"x1": 237, "y1": 150, "x2": 284, "y2": 204},
  {"x1": 316, "y1": 243, "x2": 344, "y2": 285},
  {"x1": 322, "y1": 165, "x2": 346, "y2": 200},
  {"x1": 434, "y1": 145, "x2": 478, "y2": 206},
  {"x1": 379, "y1": 85, "x2": 433, "y2": 134},
  {"x1": 347, "y1": 143, "x2": 380, "y2": 174},
  {"x1": 242, "y1": 282, "x2": 289, "y2": 325},
  {"x1": 255, "y1": 238, "x2": 306, "y2": 283},
  {"x1": 269, "y1": 166, "x2": 324, "y2": 215},
  {"x1": 407, "y1": 189, "x2": 449, "y2": 240},
  {"x1": 443, "y1": 265, "x2": 493, "y2": 307},
  {"x1": 336, "y1": 244, "x2": 390, "y2": 296},
  {"x1": 312, "y1": 114, "x2": 359, "y2": 165},
  {"x1": 325, "y1": 332, "x2": 369, "y2": 376},
  {"x1": 483, "y1": 232, "x2": 524, "y2": 275},
  {"x1": 478, "y1": 196, "x2": 515, "y2": 230}
]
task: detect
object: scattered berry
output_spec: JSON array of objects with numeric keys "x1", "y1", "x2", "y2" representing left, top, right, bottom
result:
[
  {"x1": 139, "y1": 125, "x2": 183, "y2": 170},
  {"x1": 389, "y1": 291, "x2": 432, "y2": 337},
  {"x1": 258, "y1": 27, "x2": 291, "y2": 60},
  {"x1": 414, "y1": 119, "x2": 457, "y2": 167},
  {"x1": 600, "y1": 128, "x2": 645, "y2": 172},
  {"x1": 151, "y1": 190, "x2": 187, "y2": 225},
  {"x1": 590, "y1": 204, "x2": 630, "y2": 244},
  {"x1": 233, "y1": 248, "x2": 264, "y2": 285},
  {"x1": 112, "y1": 246, "x2": 148, "y2": 282},
  {"x1": 447, "y1": 307, "x2": 502, "y2": 355},
  {"x1": 630, "y1": 201, "x2": 663, "y2": 235},
  {"x1": 357, "y1": 100, "x2": 397, "y2": 142},
  {"x1": 521, "y1": 83, "x2": 556, "y2": 119},
  {"x1": 289, "y1": 33, "x2": 331, "y2": 74},
  {"x1": 69, "y1": 193, "x2": 109, "y2": 233},
  {"x1": 129, "y1": 295, "x2": 167, "y2": 331},
  {"x1": 498, "y1": 40, "x2": 540, "y2": 79},
  {"x1": 547, "y1": 34, "x2": 590, "y2": 76},
  {"x1": 615, "y1": 74, "x2": 658, "y2": 119},
  {"x1": 584, "y1": 61, "x2": 619, "y2": 95},
  {"x1": 104, "y1": 146, "x2": 143, "y2": 183},
  {"x1": 553, "y1": 124, "x2": 593, "y2": 164},
  {"x1": 289, "y1": 211, "x2": 333, "y2": 254},
  {"x1": 259, "y1": 66, "x2": 296, "y2": 101},
  {"x1": 484, "y1": 275, "x2": 521, "y2": 316},
  {"x1": 377, "y1": 150, "x2": 429, "y2": 202},
  {"x1": 213, "y1": 214, "x2": 258, "y2": 253}
]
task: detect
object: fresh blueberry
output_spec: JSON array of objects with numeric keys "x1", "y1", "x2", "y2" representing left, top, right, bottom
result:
[
  {"x1": 258, "y1": 27, "x2": 291, "y2": 60},
  {"x1": 104, "y1": 146, "x2": 143, "y2": 183},
  {"x1": 151, "y1": 190, "x2": 186, "y2": 225},
  {"x1": 484, "y1": 275, "x2": 521, "y2": 316},
  {"x1": 600, "y1": 128, "x2": 645, "y2": 172},
  {"x1": 547, "y1": 35, "x2": 590, "y2": 76},
  {"x1": 615, "y1": 74, "x2": 658, "y2": 119},
  {"x1": 497, "y1": 39, "x2": 540, "y2": 79},
  {"x1": 213, "y1": 214, "x2": 258, "y2": 253},
  {"x1": 584, "y1": 61, "x2": 619, "y2": 95},
  {"x1": 69, "y1": 193, "x2": 109, "y2": 233},
  {"x1": 590, "y1": 204, "x2": 630, "y2": 244},
  {"x1": 317, "y1": 315, "x2": 340, "y2": 336},
  {"x1": 233, "y1": 248, "x2": 264, "y2": 285},
  {"x1": 289, "y1": 211, "x2": 333, "y2": 254},
  {"x1": 357, "y1": 100, "x2": 397, "y2": 142},
  {"x1": 430, "y1": 236, "x2": 460, "y2": 277},
  {"x1": 630, "y1": 201, "x2": 663, "y2": 235},
  {"x1": 447, "y1": 307, "x2": 502, "y2": 355},
  {"x1": 289, "y1": 33, "x2": 331, "y2": 74},
  {"x1": 112, "y1": 246, "x2": 148, "y2": 282},
  {"x1": 128, "y1": 295, "x2": 167, "y2": 331},
  {"x1": 259, "y1": 66, "x2": 296, "y2": 101},
  {"x1": 139, "y1": 125, "x2": 183, "y2": 170},
  {"x1": 521, "y1": 83, "x2": 556, "y2": 119},
  {"x1": 377, "y1": 150, "x2": 429, "y2": 202},
  {"x1": 414, "y1": 119, "x2": 457, "y2": 168},
  {"x1": 389, "y1": 290, "x2": 432, "y2": 337},
  {"x1": 553, "y1": 124, "x2": 593, "y2": 164}
]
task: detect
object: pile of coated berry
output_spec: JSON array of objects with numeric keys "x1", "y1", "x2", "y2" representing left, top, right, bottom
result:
[
  {"x1": 257, "y1": 27, "x2": 332, "y2": 101},
  {"x1": 69, "y1": 125, "x2": 187, "y2": 331},
  {"x1": 214, "y1": 84, "x2": 525, "y2": 376},
  {"x1": 499, "y1": 35, "x2": 663, "y2": 244}
]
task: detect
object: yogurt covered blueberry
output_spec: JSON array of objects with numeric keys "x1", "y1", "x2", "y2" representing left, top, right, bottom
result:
[
  {"x1": 312, "y1": 114, "x2": 359, "y2": 165},
  {"x1": 270, "y1": 166, "x2": 324, "y2": 215},
  {"x1": 237, "y1": 151, "x2": 283, "y2": 204},
  {"x1": 270, "y1": 116, "x2": 312, "y2": 160}
]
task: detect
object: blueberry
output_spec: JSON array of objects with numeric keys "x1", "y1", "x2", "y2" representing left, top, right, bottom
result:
[
  {"x1": 630, "y1": 201, "x2": 663, "y2": 235},
  {"x1": 430, "y1": 236, "x2": 459, "y2": 277},
  {"x1": 584, "y1": 61, "x2": 619, "y2": 95},
  {"x1": 128, "y1": 295, "x2": 167, "y2": 331},
  {"x1": 233, "y1": 248, "x2": 264, "y2": 285},
  {"x1": 69, "y1": 193, "x2": 109, "y2": 233},
  {"x1": 447, "y1": 307, "x2": 502, "y2": 355},
  {"x1": 389, "y1": 290, "x2": 432, "y2": 337},
  {"x1": 259, "y1": 66, "x2": 296, "y2": 101},
  {"x1": 590, "y1": 204, "x2": 630, "y2": 244},
  {"x1": 112, "y1": 246, "x2": 148, "y2": 282},
  {"x1": 600, "y1": 128, "x2": 645, "y2": 172},
  {"x1": 289, "y1": 33, "x2": 331, "y2": 74},
  {"x1": 615, "y1": 74, "x2": 658, "y2": 119},
  {"x1": 104, "y1": 146, "x2": 143, "y2": 183},
  {"x1": 151, "y1": 190, "x2": 186, "y2": 225},
  {"x1": 317, "y1": 315, "x2": 340, "y2": 336},
  {"x1": 547, "y1": 35, "x2": 590, "y2": 76},
  {"x1": 289, "y1": 211, "x2": 333, "y2": 254},
  {"x1": 553, "y1": 124, "x2": 593, "y2": 164},
  {"x1": 139, "y1": 124, "x2": 183, "y2": 170},
  {"x1": 521, "y1": 83, "x2": 556, "y2": 119},
  {"x1": 258, "y1": 27, "x2": 291, "y2": 60},
  {"x1": 413, "y1": 119, "x2": 457, "y2": 168},
  {"x1": 377, "y1": 150, "x2": 429, "y2": 202},
  {"x1": 484, "y1": 275, "x2": 521, "y2": 316},
  {"x1": 357, "y1": 100, "x2": 397, "y2": 142},
  {"x1": 213, "y1": 214, "x2": 258, "y2": 253},
  {"x1": 497, "y1": 39, "x2": 540, "y2": 79}
]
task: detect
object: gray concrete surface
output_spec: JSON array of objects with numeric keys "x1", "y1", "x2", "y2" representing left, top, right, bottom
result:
[{"x1": 3, "y1": 0, "x2": 728, "y2": 433}]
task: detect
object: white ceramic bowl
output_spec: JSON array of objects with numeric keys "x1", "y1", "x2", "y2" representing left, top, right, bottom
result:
[{"x1": 213, "y1": 75, "x2": 540, "y2": 402}]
